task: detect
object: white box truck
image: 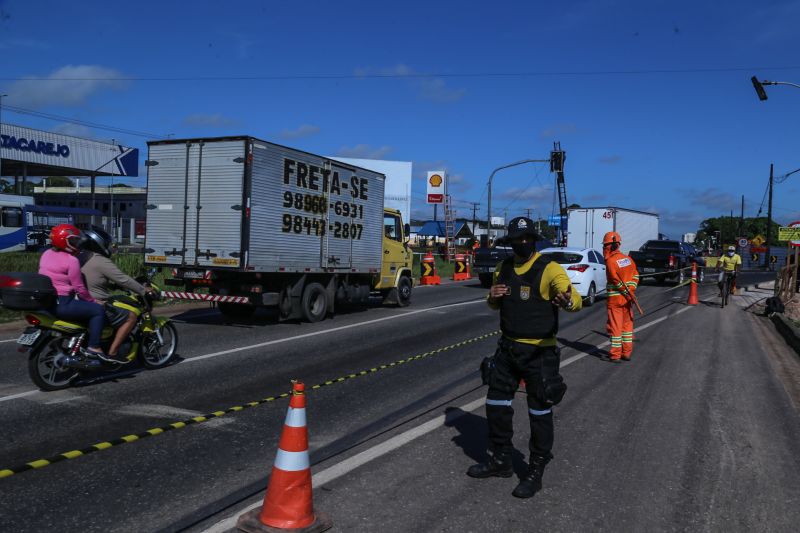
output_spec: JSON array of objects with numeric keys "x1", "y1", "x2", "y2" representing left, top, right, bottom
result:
[
  {"x1": 143, "y1": 137, "x2": 413, "y2": 322},
  {"x1": 566, "y1": 207, "x2": 659, "y2": 254}
]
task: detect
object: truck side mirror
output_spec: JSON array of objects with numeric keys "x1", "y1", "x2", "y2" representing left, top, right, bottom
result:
[{"x1": 404, "y1": 223, "x2": 410, "y2": 242}]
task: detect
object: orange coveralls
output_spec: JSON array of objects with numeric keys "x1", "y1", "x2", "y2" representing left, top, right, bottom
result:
[{"x1": 605, "y1": 250, "x2": 639, "y2": 360}]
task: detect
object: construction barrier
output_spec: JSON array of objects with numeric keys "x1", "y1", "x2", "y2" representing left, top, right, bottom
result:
[
  {"x1": 687, "y1": 262, "x2": 699, "y2": 305},
  {"x1": 237, "y1": 381, "x2": 332, "y2": 533},
  {"x1": 452, "y1": 253, "x2": 471, "y2": 281},
  {"x1": 419, "y1": 252, "x2": 441, "y2": 285}
]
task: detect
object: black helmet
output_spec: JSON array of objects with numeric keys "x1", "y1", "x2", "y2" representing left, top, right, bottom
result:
[{"x1": 82, "y1": 225, "x2": 114, "y2": 257}]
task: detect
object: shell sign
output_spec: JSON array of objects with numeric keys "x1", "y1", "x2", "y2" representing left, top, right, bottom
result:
[{"x1": 427, "y1": 170, "x2": 446, "y2": 204}]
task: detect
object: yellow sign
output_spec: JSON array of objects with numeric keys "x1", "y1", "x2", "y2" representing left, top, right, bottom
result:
[
  {"x1": 146, "y1": 255, "x2": 167, "y2": 263},
  {"x1": 429, "y1": 174, "x2": 443, "y2": 187},
  {"x1": 212, "y1": 257, "x2": 239, "y2": 266},
  {"x1": 751, "y1": 235, "x2": 765, "y2": 247},
  {"x1": 422, "y1": 262, "x2": 433, "y2": 277},
  {"x1": 778, "y1": 227, "x2": 800, "y2": 241}
]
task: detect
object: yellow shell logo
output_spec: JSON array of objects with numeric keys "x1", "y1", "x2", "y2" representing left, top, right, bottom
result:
[{"x1": 429, "y1": 174, "x2": 443, "y2": 187}]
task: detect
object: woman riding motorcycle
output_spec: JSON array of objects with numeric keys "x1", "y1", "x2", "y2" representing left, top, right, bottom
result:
[
  {"x1": 38, "y1": 224, "x2": 108, "y2": 360},
  {"x1": 78, "y1": 226, "x2": 155, "y2": 362}
]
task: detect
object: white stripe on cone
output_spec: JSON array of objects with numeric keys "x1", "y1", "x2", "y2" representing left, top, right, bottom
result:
[
  {"x1": 274, "y1": 449, "x2": 310, "y2": 472},
  {"x1": 284, "y1": 407, "x2": 306, "y2": 428}
]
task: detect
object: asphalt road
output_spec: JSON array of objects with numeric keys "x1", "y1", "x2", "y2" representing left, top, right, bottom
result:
[{"x1": 1, "y1": 272, "x2": 796, "y2": 532}]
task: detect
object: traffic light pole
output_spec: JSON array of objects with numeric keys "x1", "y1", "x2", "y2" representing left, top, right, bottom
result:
[{"x1": 766, "y1": 163, "x2": 773, "y2": 270}]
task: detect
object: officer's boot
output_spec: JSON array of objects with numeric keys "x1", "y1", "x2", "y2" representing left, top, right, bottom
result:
[
  {"x1": 512, "y1": 455, "x2": 548, "y2": 498},
  {"x1": 466, "y1": 451, "x2": 513, "y2": 478}
]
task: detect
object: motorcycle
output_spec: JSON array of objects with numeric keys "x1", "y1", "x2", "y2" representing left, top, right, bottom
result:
[{"x1": 14, "y1": 272, "x2": 178, "y2": 391}]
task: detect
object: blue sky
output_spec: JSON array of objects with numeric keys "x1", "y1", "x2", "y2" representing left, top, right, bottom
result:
[{"x1": 1, "y1": 0, "x2": 799, "y2": 238}]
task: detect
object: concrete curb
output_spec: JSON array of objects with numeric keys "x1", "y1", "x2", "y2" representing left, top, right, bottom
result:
[{"x1": 770, "y1": 313, "x2": 800, "y2": 356}]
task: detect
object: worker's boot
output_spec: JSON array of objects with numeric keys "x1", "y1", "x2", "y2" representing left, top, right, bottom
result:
[
  {"x1": 467, "y1": 451, "x2": 513, "y2": 478},
  {"x1": 512, "y1": 455, "x2": 548, "y2": 498}
]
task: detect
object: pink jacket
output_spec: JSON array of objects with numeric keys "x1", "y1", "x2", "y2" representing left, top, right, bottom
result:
[{"x1": 38, "y1": 248, "x2": 95, "y2": 302}]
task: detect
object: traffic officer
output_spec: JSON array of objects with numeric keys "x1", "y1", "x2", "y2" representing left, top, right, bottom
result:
[
  {"x1": 717, "y1": 245, "x2": 742, "y2": 296},
  {"x1": 467, "y1": 217, "x2": 581, "y2": 499},
  {"x1": 603, "y1": 232, "x2": 639, "y2": 362}
]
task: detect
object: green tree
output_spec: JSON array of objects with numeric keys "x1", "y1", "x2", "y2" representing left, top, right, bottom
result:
[
  {"x1": 44, "y1": 176, "x2": 74, "y2": 187},
  {"x1": 696, "y1": 216, "x2": 781, "y2": 248}
]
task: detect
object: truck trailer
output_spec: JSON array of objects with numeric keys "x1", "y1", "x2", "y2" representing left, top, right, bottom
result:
[
  {"x1": 143, "y1": 136, "x2": 413, "y2": 322},
  {"x1": 566, "y1": 207, "x2": 659, "y2": 254}
]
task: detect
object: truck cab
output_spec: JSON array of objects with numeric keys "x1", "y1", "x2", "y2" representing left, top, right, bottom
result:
[{"x1": 375, "y1": 208, "x2": 413, "y2": 305}]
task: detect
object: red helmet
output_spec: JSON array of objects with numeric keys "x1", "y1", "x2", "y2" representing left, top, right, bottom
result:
[{"x1": 50, "y1": 224, "x2": 83, "y2": 252}]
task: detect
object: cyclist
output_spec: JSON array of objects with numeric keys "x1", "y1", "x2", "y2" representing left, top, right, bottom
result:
[
  {"x1": 79, "y1": 226, "x2": 155, "y2": 363},
  {"x1": 716, "y1": 245, "x2": 741, "y2": 297},
  {"x1": 38, "y1": 224, "x2": 108, "y2": 360}
]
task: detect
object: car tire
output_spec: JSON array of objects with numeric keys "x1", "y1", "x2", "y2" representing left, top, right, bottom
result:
[{"x1": 585, "y1": 282, "x2": 596, "y2": 307}]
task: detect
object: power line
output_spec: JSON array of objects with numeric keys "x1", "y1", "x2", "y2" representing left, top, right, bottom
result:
[
  {"x1": 3, "y1": 104, "x2": 168, "y2": 139},
  {"x1": 3, "y1": 65, "x2": 800, "y2": 82}
]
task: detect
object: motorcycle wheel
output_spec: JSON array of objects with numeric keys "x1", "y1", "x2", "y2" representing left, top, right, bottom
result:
[
  {"x1": 140, "y1": 322, "x2": 178, "y2": 369},
  {"x1": 28, "y1": 336, "x2": 79, "y2": 391}
]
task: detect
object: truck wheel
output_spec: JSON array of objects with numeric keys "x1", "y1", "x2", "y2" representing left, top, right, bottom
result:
[
  {"x1": 218, "y1": 302, "x2": 256, "y2": 321},
  {"x1": 584, "y1": 283, "x2": 596, "y2": 307},
  {"x1": 479, "y1": 273, "x2": 492, "y2": 289},
  {"x1": 396, "y1": 276, "x2": 412, "y2": 307},
  {"x1": 301, "y1": 282, "x2": 327, "y2": 323}
]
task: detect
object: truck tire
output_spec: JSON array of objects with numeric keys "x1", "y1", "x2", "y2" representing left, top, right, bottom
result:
[
  {"x1": 301, "y1": 282, "x2": 327, "y2": 323},
  {"x1": 218, "y1": 302, "x2": 256, "y2": 321},
  {"x1": 396, "y1": 276, "x2": 412, "y2": 307},
  {"x1": 479, "y1": 273, "x2": 492, "y2": 289}
]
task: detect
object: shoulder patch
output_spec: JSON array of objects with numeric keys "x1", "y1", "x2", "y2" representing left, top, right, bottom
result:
[{"x1": 616, "y1": 257, "x2": 632, "y2": 268}]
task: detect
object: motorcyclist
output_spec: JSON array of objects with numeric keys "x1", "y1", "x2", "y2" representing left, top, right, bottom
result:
[
  {"x1": 38, "y1": 224, "x2": 107, "y2": 360},
  {"x1": 78, "y1": 226, "x2": 155, "y2": 363}
]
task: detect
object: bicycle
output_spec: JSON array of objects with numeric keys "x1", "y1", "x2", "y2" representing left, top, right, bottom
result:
[{"x1": 718, "y1": 270, "x2": 736, "y2": 308}]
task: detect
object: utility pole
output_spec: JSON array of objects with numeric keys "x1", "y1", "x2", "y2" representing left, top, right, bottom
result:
[
  {"x1": 524, "y1": 208, "x2": 532, "y2": 219},
  {"x1": 739, "y1": 195, "x2": 744, "y2": 239},
  {"x1": 766, "y1": 163, "x2": 774, "y2": 269},
  {"x1": 469, "y1": 202, "x2": 479, "y2": 236}
]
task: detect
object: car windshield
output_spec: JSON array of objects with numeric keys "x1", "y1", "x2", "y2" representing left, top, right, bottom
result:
[{"x1": 541, "y1": 252, "x2": 583, "y2": 264}]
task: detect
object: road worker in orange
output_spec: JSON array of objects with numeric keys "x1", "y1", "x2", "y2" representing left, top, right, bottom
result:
[{"x1": 602, "y1": 232, "x2": 639, "y2": 362}]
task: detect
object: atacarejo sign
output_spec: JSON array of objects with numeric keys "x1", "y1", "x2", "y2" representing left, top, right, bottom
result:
[{"x1": 0, "y1": 134, "x2": 70, "y2": 158}]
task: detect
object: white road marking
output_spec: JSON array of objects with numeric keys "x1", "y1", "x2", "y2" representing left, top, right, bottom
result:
[
  {"x1": 202, "y1": 304, "x2": 696, "y2": 533},
  {"x1": 0, "y1": 299, "x2": 485, "y2": 403},
  {"x1": 0, "y1": 338, "x2": 18, "y2": 344},
  {"x1": 115, "y1": 404, "x2": 234, "y2": 429},
  {"x1": 183, "y1": 299, "x2": 485, "y2": 365}
]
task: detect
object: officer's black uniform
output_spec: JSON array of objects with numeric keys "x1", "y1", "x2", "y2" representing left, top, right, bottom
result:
[{"x1": 468, "y1": 217, "x2": 581, "y2": 499}]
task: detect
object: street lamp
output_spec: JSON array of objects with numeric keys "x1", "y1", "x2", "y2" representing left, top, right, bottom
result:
[
  {"x1": 751, "y1": 76, "x2": 800, "y2": 101},
  {"x1": 486, "y1": 158, "x2": 549, "y2": 240}
]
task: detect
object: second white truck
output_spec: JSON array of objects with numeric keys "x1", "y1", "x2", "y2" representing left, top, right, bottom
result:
[{"x1": 566, "y1": 207, "x2": 659, "y2": 254}]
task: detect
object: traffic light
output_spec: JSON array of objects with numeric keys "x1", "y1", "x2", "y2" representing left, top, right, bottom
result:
[
  {"x1": 751, "y1": 76, "x2": 768, "y2": 101},
  {"x1": 550, "y1": 149, "x2": 565, "y2": 173}
]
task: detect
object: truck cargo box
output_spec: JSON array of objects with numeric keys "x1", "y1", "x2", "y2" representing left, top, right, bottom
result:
[
  {"x1": 144, "y1": 137, "x2": 386, "y2": 274},
  {"x1": 567, "y1": 207, "x2": 659, "y2": 254}
]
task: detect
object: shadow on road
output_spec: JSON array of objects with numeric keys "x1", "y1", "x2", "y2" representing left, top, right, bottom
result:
[{"x1": 444, "y1": 406, "x2": 528, "y2": 477}]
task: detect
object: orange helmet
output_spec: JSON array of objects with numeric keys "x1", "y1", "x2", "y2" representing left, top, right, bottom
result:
[
  {"x1": 50, "y1": 224, "x2": 83, "y2": 253},
  {"x1": 602, "y1": 231, "x2": 621, "y2": 247}
]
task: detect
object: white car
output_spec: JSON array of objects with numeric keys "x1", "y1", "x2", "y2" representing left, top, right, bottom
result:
[{"x1": 539, "y1": 247, "x2": 607, "y2": 306}]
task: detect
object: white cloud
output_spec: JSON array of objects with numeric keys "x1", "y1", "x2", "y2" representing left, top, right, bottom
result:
[
  {"x1": 683, "y1": 188, "x2": 738, "y2": 211},
  {"x1": 5, "y1": 65, "x2": 129, "y2": 108},
  {"x1": 279, "y1": 124, "x2": 320, "y2": 139},
  {"x1": 413, "y1": 160, "x2": 449, "y2": 180},
  {"x1": 499, "y1": 185, "x2": 552, "y2": 202},
  {"x1": 51, "y1": 123, "x2": 93, "y2": 138},
  {"x1": 598, "y1": 155, "x2": 622, "y2": 165},
  {"x1": 354, "y1": 64, "x2": 465, "y2": 103},
  {"x1": 539, "y1": 123, "x2": 577, "y2": 140},
  {"x1": 336, "y1": 144, "x2": 393, "y2": 159},
  {"x1": 182, "y1": 113, "x2": 241, "y2": 129}
]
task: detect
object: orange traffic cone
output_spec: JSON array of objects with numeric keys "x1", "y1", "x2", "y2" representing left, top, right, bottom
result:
[
  {"x1": 237, "y1": 381, "x2": 332, "y2": 533},
  {"x1": 419, "y1": 251, "x2": 441, "y2": 285},
  {"x1": 687, "y1": 262, "x2": 699, "y2": 306},
  {"x1": 452, "y1": 253, "x2": 471, "y2": 281}
]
